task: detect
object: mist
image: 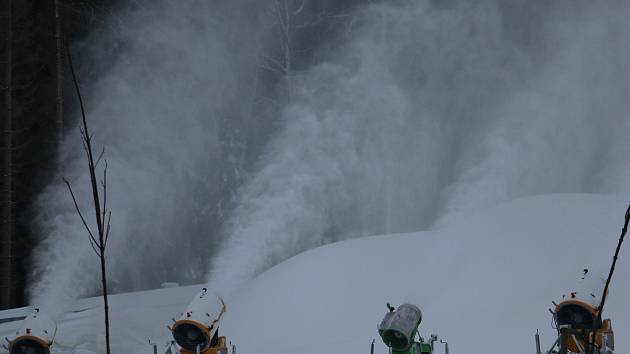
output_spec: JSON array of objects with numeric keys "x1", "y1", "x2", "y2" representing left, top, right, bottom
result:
[
  {"x1": 207, "y1": 1, "x2": 630, "y2": 294},
  {"x1": 29, "y1": 0, "x2": 273, "y2": 311},
  {"x1": 29, "y1": 0, "x2": 630, "y2": 310}
]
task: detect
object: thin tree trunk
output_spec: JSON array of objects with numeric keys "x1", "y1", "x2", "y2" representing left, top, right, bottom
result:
[
  {"x1": 100, "y1": 243, "x2": 110, "y2": 354},
  {"x1": 272, "y1": 0, "x2": 293, "y2": 99},
  {"x1": 66, "y1": 44, "x2": 112, "y2": 354},
  {"x1": 55, "y1": 0, "x2": 63, "y2": 144},
  {"x1": 282, "y1": 0, "x2": 291, "y2": 97},
  {"x1": 1, "y1": 0, "x2": 13, "y2": 309}
]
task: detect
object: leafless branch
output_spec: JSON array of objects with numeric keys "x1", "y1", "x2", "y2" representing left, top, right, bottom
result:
[
  {"x1": 63, "y1": 178, "x2": 96, "y2": 242},
  {"x1": 67, "y1": 43, "x2": 112, "y2": 354},
  {"x1": 95, "y1": 147, "x2": 105, "y2": 168},
  {"x1": 260, "y1": 54, "x2": 285, "y2": 72},
  {"x1": 64, "y1": 178, "x2": 100, "y2": 258},
  {"x1": 105, "y1": 211, "x2": 112, "y2": 248},
  {"x1": 101, "y1": 160, "x2": 108, "y2": 223},
  {"x1": 273, "y1": 0, "x2": 289, "y2": 34},
  {"x1": 88, "y1": 236, "x2": 101, "y2": 258},
  {"x1": 293, "y1": 0, "x2": 306, "y2": 16}
]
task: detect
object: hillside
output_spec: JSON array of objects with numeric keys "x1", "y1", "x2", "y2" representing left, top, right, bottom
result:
[{"x1": 2, "y1": 193, "x2": 628, "y2": 354}]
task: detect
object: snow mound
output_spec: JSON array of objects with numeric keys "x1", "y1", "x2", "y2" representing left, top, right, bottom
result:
[
  {"x1": 221, "y1": 194, "x2": 630, "y2": 354},
  {"x1": 2, "y1": 194, "x2": 629, "y2": 354}
]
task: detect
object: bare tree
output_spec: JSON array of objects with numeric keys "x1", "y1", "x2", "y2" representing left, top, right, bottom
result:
[
  {"x1": 261, "y1": 0, "x2": 306, "y2": 99},
  {"x1": 55, "y1": 0, "x2": 63, "y2": 144},
  {"x1": 1, "y1": 0, "x2": 14, "y2": 310},
  {"x1": 64, "y1": 45, "x2": 112, "y2": 354}
]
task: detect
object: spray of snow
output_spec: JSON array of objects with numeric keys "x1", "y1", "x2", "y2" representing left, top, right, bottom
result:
[
  {"x1": 7, "y1": 194, "x2": 629, "y2": 354},
  {"x1": 208, "y1": 1, "x2": 630, "y2": 294},
  {"x1": 29, "y1": 0, "x2": 270, "y2": 315},
  {"x1": 29, "y1": 0, "x2": 630, "y2": 312}
]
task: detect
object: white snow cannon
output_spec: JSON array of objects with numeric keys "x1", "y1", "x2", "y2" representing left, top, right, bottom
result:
[
  {"x1": 3, "y1": 308, "x2": 57, "y2": 354},
  {"x1": 379, "y1": 303, "x2": 423, "y2": 353},
  {"x1": 378, "y1": 303, "x2": 440, "y2": 354},
  {"x1": 170, "y1": 288, "x2": 228, "y2": 354}
]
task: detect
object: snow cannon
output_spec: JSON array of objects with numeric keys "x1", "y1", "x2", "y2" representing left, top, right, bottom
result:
[
  {"x1": 555, "y1": 291, "x2": 602, "y2": 331},
  {"x1": 551, "y1": 287, "x2": 614, "y2": 354},
  {"x1": 4, "y1": 308, "x2": 56, "y2": 354},
  {"x1": 170, "y1": 288, "x2": 228, "y2": 354},
  {"x1": 538, "y1": 271, "x2": 615, "y2": 354},
  {"x1": 379, "y1": 303, "x2": 427, "y2": 354}
]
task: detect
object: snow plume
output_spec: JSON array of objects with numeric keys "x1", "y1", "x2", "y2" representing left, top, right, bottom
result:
[
  {"x1": 30, "y1": 0, "x2": 630, "y2": 309},
  {"x1": 29, "y1": 0, "x2": 271, "y2": 313},
  {"x1": 208, "y1": 1, "x2": 630, "y2": 294}
]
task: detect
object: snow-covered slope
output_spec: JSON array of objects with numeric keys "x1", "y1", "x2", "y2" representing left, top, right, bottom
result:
[
  {"x1": 222, "y1": 194, "x2": 630, "y2": 354},
  {"x1": 3, "y1": 194, "x2": 629, "y2": 354}
]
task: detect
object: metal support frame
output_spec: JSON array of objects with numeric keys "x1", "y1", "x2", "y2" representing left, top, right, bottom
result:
[
  {"x1": 439, "y1": 339, "x2": 449, "y2": 354},
  {"x1": 541, "y1": 327, "x2": 597, "y2": 354}
]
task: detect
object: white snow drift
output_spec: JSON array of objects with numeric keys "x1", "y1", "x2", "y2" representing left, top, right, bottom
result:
[{"x1": 3, "y1": 193, "x2": 628, "y2": 354}]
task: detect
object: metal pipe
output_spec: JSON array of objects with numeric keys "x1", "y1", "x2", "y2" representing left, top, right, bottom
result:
[
  {"x1": 545, "y1": 335, "x2": 561, "y2": 354},
  {"x1": 440, "y1": 339, "x2": 449, "y2": 354},
  {"x1": 571, "y1": 335, "x2": 584, "y2": 353},
  {"x1": 559, "y1": 332, "x2": 568, "y2": 354}
]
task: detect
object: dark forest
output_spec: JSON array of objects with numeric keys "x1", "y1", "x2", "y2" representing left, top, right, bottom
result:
[{"x1": 0, "y1": 0, "x2": 115, "y2": 309}]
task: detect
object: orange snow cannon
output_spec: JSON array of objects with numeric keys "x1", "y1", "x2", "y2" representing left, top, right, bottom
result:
[
  {"x1": 170, "y1": 288, "x2": 228, "y2": 354},
  {"x1": 4, "y1": 308, "x2": 57, "y2": 354},
  {"x1": 536, "y1": 271, "x2": 615, "y2": 354},
  {"x1": 553, "y1": 289, "x2": 614, "y2": 354}
]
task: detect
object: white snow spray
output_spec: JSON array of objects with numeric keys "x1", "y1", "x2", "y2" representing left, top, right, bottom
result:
[
  {"x1": 30, "y1": 0, "x2": 630, "y2": 312},
  {"x1": 207, "y1": 1, "x2": 630, "y2": 294},
  {"x1": 29, "y1": 0, "x2": 272, "y2": 315}
]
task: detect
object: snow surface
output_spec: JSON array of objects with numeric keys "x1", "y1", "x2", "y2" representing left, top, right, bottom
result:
[{"x1": 2, "y1": 194, "x2": 629, "y2": 354}]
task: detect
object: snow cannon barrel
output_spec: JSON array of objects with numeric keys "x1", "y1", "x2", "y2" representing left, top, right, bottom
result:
[
  {"x1": 552, "y1": 273, "x2": 615, "y2": 353},
  {"x1": 379, "y1": 304, "x2": 423, "y2": 354},
  {"x1": 555, "y1": 297, "x2": 599, "y2": 330},
  {"x1": 5, "y1": 308, "x2": 56, "y2": 354},
  {"x1": 554, "y1": 273, "x2": 605, "y2": 330},
  {"x1": 171, "y1": 288, "x2": 227, "y2": 354}
]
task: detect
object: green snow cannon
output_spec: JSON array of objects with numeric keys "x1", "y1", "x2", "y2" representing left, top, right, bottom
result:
[{"x1": 378, "y1": 303, "x2": 423, "y2": 354}]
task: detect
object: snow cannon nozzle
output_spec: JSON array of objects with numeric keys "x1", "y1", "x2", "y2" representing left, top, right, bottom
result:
[
  {"x1": 553, "y1": 271, "x2": 608, "y2": 331},
  {"x1": 378, "y1": 303, "x2": 423, "y2": 354},
  {"x1": 6, "y1": 308, "x2": 57, "y2": 354},
  {"x1": 170, "y1": 288, "x2": 229, "y2": 354},
  {"x1": 540, "y1": 270, "x2": 617, "y2": 354}
]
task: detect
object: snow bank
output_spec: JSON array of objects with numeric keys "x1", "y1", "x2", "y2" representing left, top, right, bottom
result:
[
  {"x1": 2, "y1": 194, "x2": 628, "y2": 354},
  {"x1": 221, "y1": 194, "x2": 630, "y2": 354}
]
